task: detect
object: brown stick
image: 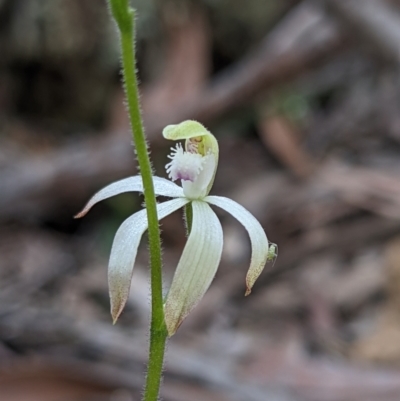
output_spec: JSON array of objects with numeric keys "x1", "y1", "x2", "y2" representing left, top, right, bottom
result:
[
  {"x1": 146, "y1": 1, "x2": 342, "y2": 131},
  {"x1": 323, "y1": 0, "x2": 400, "y2": 64}
]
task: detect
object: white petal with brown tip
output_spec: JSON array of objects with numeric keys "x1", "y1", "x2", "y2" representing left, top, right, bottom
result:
[
  {"x1": 109, "y1": 197, "x2": 189, "y2": 323},
  {"x1": 205, "y1": 195, "x2": 269, "y2": 296},
  {"x1": 75, "y1": 176, "x2": 184, "y2": 218},
  {"x1": 163, "y1": 200, "x2": 223, "y2": 336}
]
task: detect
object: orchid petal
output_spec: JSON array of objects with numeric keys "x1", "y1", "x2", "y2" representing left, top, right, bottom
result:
[
  {"x1": 164, "y1": 200, "x2": 223, "y2": 336},
  {"x1": 75, "y1": 176, "x2": 184, "y2": 218},
  {"x1": 205, "y1": 195, "x2": 269, "y2": 296},
  {"x1": 109, "y1": 197, "x2": 189, "y2": 323}
]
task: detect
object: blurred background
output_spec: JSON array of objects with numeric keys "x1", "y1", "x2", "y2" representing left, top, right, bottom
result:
[{"x1": 2, "y1": 0, "x2": 400, "y2": 400}]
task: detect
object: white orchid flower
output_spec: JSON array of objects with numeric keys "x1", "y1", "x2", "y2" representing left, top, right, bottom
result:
[{"x1": 75, "y1": 120, "x2": 270, "y2": 336}]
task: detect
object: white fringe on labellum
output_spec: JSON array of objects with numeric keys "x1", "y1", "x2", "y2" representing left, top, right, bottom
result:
[{"x1": 166, "y1": 143, "x2": 204, "y2": 182}]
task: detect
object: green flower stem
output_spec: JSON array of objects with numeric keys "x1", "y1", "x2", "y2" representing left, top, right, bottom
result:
[
  {"x1": 108, "y1": 1, "x2": 167, "y2": 400},
  {"x1": 184, "y1": 203, "x2": 193, "y2": 235}
]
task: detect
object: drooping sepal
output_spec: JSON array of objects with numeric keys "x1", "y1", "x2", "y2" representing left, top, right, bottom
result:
[
  {"x1": 163, "y1": 200, "x2": 223, "y2": 336},
  {"x1": 205, "y1": 195, "x2": 269, "y2": 296},
  {"x1": 109, "y1": 197, "x2": 189, "y2": 323}
]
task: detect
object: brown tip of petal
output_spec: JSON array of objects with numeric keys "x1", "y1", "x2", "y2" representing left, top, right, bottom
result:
[
  {"x1": 166, "y1": 317, "x2": 183, "y2": 337},
  {"x1": 111, "y1": 310, "x2": 121, "y2": 325},
  {"x1": 74, "y1": 211, "x2": 86, "y2": 219},
  {"x1": 164, "y1": 304, "x2": 186, "y2": 337},
  {"x1": 74, "y1": 204, "x2": 92, "y2": 219},
  {"x1": 245, "y1": 278, "x2": 253, "y2": 296},
  {"x1": 111, "y1": 302, "x2": 125, "y2": 325}
]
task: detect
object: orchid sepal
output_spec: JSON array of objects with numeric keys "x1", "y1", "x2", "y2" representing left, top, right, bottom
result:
[
  {"x1": 205, "y1": 195, "x2": 269, "y2": 296},
  {"x1": 74, "y1": 176, "x2": 184, "y2": 218},
  {"x1": 163, "y1": 200, "x2": 223, "y2": 336},
  {"x1": 108, "y1": 197, "x2": 189, "y2": 323}
]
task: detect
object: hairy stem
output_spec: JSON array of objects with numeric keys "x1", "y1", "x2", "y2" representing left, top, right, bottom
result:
[{"x1": 108, "y1": 1, "x2": 167, "y2": 400}]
